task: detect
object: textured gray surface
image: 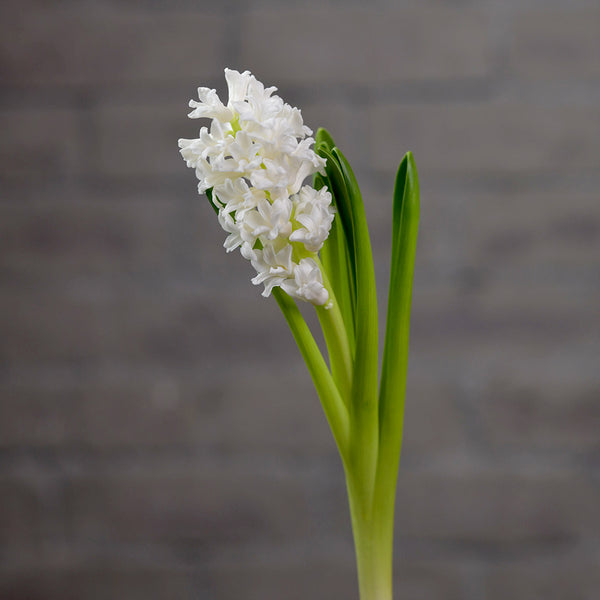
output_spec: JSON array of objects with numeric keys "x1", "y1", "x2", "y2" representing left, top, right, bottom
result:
[{"x1": 1, "y1": 1, "x2": 599, "y2": 599}]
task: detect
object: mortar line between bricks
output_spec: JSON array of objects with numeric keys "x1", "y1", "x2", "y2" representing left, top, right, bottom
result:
[
  {"x1": 6, "y1": 167, "x2": 600, "y2": 199},
  {"x1": 0, "y1": 446, "x2": 598, "y2": 476},
  {"x1": 1, "y1": 536, "x2": 591, "y2": 572},
  {"x1": 4, "y1": 77, "x2": 600, "y2": 107},
  {"x1": 4, "y1": 179, "x2": 600, "y2": 209}
]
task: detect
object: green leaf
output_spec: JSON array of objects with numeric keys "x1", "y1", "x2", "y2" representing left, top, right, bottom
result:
[
  {"x1": 315, "y1": 127, "x2": 336, "y2": 151},
  {"x1": 332, "y1": 149, "x2": 379, "y2": 490},
  {"x1": 316, "y1": 146, "x2": 358, "y2": 316},
  {"x1": 316, "y1": 143, "x2": 358, "y2": 354},
  {"x1": 332, "y1": 148, "x2": 379, "y2": 406},
  {"x1": 377, "y1": 152, "x2": 420, "y2": 486},
  {"x1": 315, "y1": 170, "x2": 356, "y2": 353}
]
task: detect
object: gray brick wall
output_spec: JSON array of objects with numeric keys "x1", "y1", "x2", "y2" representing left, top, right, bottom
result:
[{"x1": 1, "y1": 1, "x2": 598, "y2": 599}]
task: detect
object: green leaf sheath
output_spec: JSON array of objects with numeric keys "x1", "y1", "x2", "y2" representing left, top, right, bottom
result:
[
  {"x1": 272, "y1": 288, "x2": 350, "y2": 458},
  {"x1": 376, "y1": 152, "x2": 420, "y2": 502}
]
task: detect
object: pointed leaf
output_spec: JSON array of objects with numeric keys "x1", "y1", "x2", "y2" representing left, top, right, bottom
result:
[
  {"x1": 332, "y1": 147, "x2": 379, "y2": 405},
  {"x1": 315, "y1": 127, "x2": 336, "y2": 151},
  {"x1": 316, "y1": 146, "x2": 358, "y2": 311},
  {"x1": 377, "y1": 152, "x2": 420, "y2": 484},
  {"x1": 330, "y1": 147, "x2": 380, "y2": 499}
]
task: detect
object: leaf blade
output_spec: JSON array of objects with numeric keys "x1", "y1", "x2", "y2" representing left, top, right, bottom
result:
[
  {"x1": 377, "y1": 152, "x2": 420, "y2": 483},
  {"x1": 332, "y1": 147, "x2": 380, "y2": 503}
]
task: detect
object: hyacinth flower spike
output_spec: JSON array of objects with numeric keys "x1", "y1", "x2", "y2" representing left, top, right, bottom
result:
[{"x1": 179, "y1": 69, "x2": 419, "y2": 600}]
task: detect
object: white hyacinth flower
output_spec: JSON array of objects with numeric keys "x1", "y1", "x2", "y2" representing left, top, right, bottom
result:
[
  {"x1": 287, "y1": 258, "x2": 330, "y2": 306},
  {"x1": 178, "y1": 68, "x2": 335, "y2": 306},
  {"x1": 290, "y1": 186, "x2": 336, "y2": 253}
]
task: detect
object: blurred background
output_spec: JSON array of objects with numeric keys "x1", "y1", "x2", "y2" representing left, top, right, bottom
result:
[{"x1": 1, "y1": 1, "x2": 599, "y2": 599}]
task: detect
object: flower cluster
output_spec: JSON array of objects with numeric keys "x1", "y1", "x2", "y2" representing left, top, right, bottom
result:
[{"x1": 178, "y1": 69, "x2": 335, "y2": 306}]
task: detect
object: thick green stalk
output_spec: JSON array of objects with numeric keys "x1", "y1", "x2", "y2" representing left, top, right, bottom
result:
[{"x1": 346, "y1": 469, "x2": 394, "y2": 600}]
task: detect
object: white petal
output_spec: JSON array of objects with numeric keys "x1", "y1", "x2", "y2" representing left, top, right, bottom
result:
[{"x1": 225, "y1": 68, "x2": 252, "y2": 103}]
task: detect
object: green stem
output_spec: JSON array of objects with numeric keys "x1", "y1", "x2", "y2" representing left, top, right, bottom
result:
[
  {"x1": 273, "y1": 288, "x2": 350, "y2": 458},
  {"x1": 346, "y1": 468, "x2": 394, "y2": 600},
  {"x1": 314, "y1": 256, "x2": 354, "y2": 404}
]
